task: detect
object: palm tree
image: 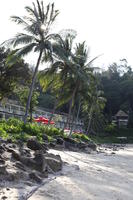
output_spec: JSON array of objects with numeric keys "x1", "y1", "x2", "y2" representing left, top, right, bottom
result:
[
  {"x1": 65, "y1": 42, "x2": 99, "y2": 130},
  {"x1": 83, "y1": 85, "x2": 106, "y2": 134},
  {"x1": 3, "y1": 0, "x2": 60, "y2": 123},
  {"x1": 39, "y1": 31, "x2": 76, "y2": 124}
]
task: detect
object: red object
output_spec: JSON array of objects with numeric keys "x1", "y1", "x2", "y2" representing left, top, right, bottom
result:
[
  {"x1": 34, "y1": 116, "x2": 55, "y2": 124},
  {"x1": 42, "y1": 121, "x2": 55, "y2": 125},
  {"x1": 34, "y1": 116, "x2": 49, "y2": 122}
]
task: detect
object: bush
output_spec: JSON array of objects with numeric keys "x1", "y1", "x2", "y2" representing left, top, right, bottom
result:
[
  {"x1": 0, "y1": 127, "x2": 9, "y2": 139},
  {"x1": 72, "y1": 133, "x2": 91, "y2": 142},
  {"x1": 104, "y1": 123, "x2": 116, "y2": 133}
]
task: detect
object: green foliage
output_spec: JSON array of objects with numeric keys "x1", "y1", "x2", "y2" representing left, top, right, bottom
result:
[
  {"x1": 104, "y1": 123, "x2": 116, "y2": 133},
  {"x1": 72, "y1": 133, "x2": 91, "y2": 142},
  {"x1": 0, "y1": 127, "x2": 9, "y2": 139},
  {"x1": 0, "y1": 47, "x2": 31, "y2": 100}
]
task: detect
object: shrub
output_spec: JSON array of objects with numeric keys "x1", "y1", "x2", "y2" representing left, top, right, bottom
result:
[
  {"x1": 0, "y1": 127, "x2": 9, "y2": 139},
  {"x1": 104, "y1": 123, "x2": 116, "y2": 133}
]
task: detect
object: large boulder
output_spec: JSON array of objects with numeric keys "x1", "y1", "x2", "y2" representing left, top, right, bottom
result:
[
  {"x1": 12, "y1": 150, "x2": 47, "y2": 172},
  {"x1": 56, "y1": 137, "x2": 64, "y2": 145},
  {"x1": 45, "y1": 153, "x2": 62, "y2": 172},
  {"x1": 64, "y1": 138, "x2": 78, "y2": 150},
  {"x1": 42, "y1": 134, "x2": 49, "y2": 142},
  {"x1": 27, "y1": 139, "x2": 42, "y2": 151},
  {"x1": 77, "y1": 142, "x2": 88, "y2": 150}
]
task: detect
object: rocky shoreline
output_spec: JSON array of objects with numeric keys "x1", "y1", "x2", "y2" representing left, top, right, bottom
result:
[{"x1": 0, "y1": 136, "x2": 97, "y2": 200}]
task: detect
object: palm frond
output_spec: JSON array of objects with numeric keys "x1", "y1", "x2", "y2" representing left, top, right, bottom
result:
[
  {"x1": 16, "y1": 43, "x2": 36, "y2": 57},
  {"x1": 10, "y1": 16, "x2": 28, "y2": 27}
]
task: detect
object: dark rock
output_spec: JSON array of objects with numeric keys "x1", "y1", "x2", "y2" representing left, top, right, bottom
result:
[
  {"x1": 56, "y1": 137, "x2": 64, "y2": 145},
  {"x1": 6, "y1": 147, "x2": 14, "y2": 153},
  {"x1": 0, "y1": 159, "x2": 5, "y2": 165},
  {"x1": 0, "y1": 144, "x2": 6, "y2": 153},
  {"x1": 88, "y1": 142, "x2": 97, "y2": 151},
  {"x1": 27, "y1": 139, "x2": 42, "y2": 151},
  {"x1": 64, "y1": 137, "x2": 77, "y2": 144},
  {"x1": 111, "y1": 152, "x2": 116, "y2": 154},
  {"x1": 1, "y1": 196, "x2": 7, "y2": 200},
  {"x1": 15, "y1": 161, "x2": 26, "y2": 171},
  {"x1": 0, "y1": 165, "x2": 7, "y2": 175},
  {"x1": 42, "y1": 134, "x2": 48, "y2": 141},
  {"x1": 64, "y1": 138, "x2": 78, "y2": 149},
  {"x1": 42, "y1": 143, "x2": 49, "y2": 150},
  {"x1": 77, "y1": 142, "x2": 87, "y2": 149},
  {"x1": 45, "y1": 153, "x2": 62, "y2": 172},
  {"x1": 6, "y1": 139, "x2": 13, "y2": 143},
  {"x1": 49, "y1": 142, "x2": 56, "y2": 148},
  {"x1": 12, "y1": 150, "x2": 20, "y2": 161},
  {"x1": 20, "y1": 149, "x2": 31, "y2": 157},
  {"x1": 29, "y1": 172, "x2": 42, "y2": 183},
  {"x1": 33, "y1": 151, "x2": 47, "y2": 172}
]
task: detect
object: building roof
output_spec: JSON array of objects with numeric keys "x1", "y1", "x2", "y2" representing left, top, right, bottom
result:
[{"x1": 115, "y1": 110, "x2": 128, "y2": 117}]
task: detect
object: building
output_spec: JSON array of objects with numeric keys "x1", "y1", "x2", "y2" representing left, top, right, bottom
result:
[
  {"x1": 113, "y1": 110, "x2": 128, "y2": 127},
  {"x1": 0, "y1": 99, "x2": 83, "y2": 131}
]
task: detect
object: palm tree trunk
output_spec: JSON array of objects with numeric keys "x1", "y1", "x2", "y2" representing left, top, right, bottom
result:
[
  {"x1": 76, "y1": 100, "x2": 81, "y2": 123},
  {"x1": 48, "y1": 99, "x2": 58, "y2": 125},
  {"x1": 69, "y1": 106, "x2": 76, "y2": 136},
  {"x1": 24, "y1": 51, "x2": 43, "y2": 124},
  {"x1": 86, "y1": 106, "x2": 93, "y2": 134},
  {"x1": 65, "y1": 83, "x2": 79, "y2": 129}
]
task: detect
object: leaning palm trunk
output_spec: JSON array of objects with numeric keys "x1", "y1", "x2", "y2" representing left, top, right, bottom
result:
[
  {"x1": 76, "y1": 100, "x2": 81, "y2": 123},
  {"x1": 65, "y1": 83, "x2": 79, "y2": 129},
  {"x1": 86, "y1": 106, "x2": 93, "y2": 134},
  {"x1": 48, "y1": 99, "x2": 58, "y2": 125},
  {"x1": 69, "y1": 106, "x2": 76, "y2": 136},
  {"x1": 24, "y1": 51, "x2": 43, "y2": 123}
]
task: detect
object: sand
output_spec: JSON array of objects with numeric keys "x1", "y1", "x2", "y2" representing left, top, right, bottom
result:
[
  {"x1": 28, "y1": 145, "x2": 133, "y2": 200},
  {"x1": 1, "y1": 145, "x2": 133, "y2": 200}
]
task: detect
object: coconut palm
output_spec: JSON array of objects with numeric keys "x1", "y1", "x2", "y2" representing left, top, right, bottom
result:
[
  {"x1": 39, "y1": 31, "x2": 76, "y2": 124},
  {"x1": 65, "y1": 42, "x2": 99, "y2": 130},
  {"x1": 3, "y1": 0, "x2": 60, "y2": 123}
]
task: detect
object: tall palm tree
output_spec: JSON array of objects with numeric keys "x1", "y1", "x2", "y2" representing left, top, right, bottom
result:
[
  {"x1": 3, "y1": 0, "x2": 60, "y2": 123},
  {"x1": 39, "y1": 31, "x2": 76, "y2": 124},
  {"x1": 65, "y1": 42, "x2": 99, "y2": 130}
]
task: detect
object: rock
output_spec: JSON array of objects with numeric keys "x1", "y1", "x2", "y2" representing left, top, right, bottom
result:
[
  {"x1": 1, "y1": 196, "x2": 7, "y2": 200},
  {"x1": 77, "y1": 142, "x2": 87, "y2": 149},
  {"x1": 45, "y1": 153, "x2": 62, "y2": 172},
  {"x1": 64, "y1": 138, "x2": 78, "y2": 149},
  {"x1": 0, "y1": 145, "x2": 6, "y2": 153},
  {"x1": 88, "y1": 142, "x2": 97, "y2": 151},
  {"x1": 42, "y1": 143, "x2": 49, "y2": 151},
  {"x1": 42, "y1": 134, "x2": 48, "y2": 141},
  {"x1": 20, "y1": 149, "x2": 31, "y2": 157},
  {"x1": 0, "y1": 165, "x2": 7, "y2": 175},
  {"x1": 15, "y1": 161, "x2": 26, "y2": 171},
  {"x1": 29, "y1": 172, "x2": 42, "y2": 183},
  {"x1": 6, "y1": 147, "x2": 14, "y2": 153},
  {"x1": 111, "y1": 152, "x2": 116, "y2": 154},
  {"x1": 6, "y1": 139, "x2": 13, "y2": 143},
  {"x1": 56, "y1": 137, "x2": 64, "y2": 145},
  {"x1": 27, "y1": 139, "x2": 42, "y2": 151},
  {"x1": 33, "y1": 151, "x2": 47, "y2": 172},
  {"x1": 0, "y1": 159, "x2": 5, "y2": 165},
  {"x1": 12, "y1": 150, "x2": 21, "y2": 161},
  {"x1": 49, "y1": 142, "x2": 56, "y2": 148}
]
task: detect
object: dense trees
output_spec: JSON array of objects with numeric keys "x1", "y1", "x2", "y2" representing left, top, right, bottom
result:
[
  {"x1": 3, "y1": 0, "x2": 60, "y2": 123},
  {"x1": 0, "y1": 47, "x2": 31, "y2": 100},
  {"x1": 2, "y1": 0, "x2": 133, "y2": 134},
  {"x1": 99, "y1": 60, "x2": 133, "y2": 127}
]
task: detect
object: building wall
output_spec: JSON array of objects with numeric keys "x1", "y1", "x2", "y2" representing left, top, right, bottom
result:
[{"x1": 0, "y1": 100, "x2": 84, "y2": 131}]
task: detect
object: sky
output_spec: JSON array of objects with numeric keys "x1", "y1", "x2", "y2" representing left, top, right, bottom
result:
[{"x1": 0, "y1": 0, "x2": 133, "y2": 69}]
